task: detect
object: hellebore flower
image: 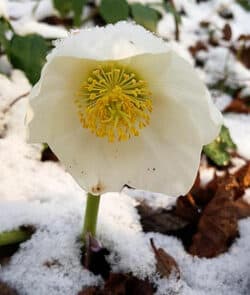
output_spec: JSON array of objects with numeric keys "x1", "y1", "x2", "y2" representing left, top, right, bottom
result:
[{"x1": 27, "y1": 22, "x2": 222, "y2": 197}]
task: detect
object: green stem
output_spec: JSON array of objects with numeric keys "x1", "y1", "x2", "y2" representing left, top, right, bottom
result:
[
  {"x1": 0, "y1": 229, "x2": 31, "y2": 247},
  {"x1": 82, "y1": 193, "x2": 101, "y2": 240}
]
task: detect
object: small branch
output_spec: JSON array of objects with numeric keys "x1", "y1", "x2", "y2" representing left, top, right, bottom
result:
[
  {"x1": 3, "y1": 91, "x2": 30, "y2": 114},
  {"x1": 169, "y1": 0, "x2": 180, "y2": 41}
]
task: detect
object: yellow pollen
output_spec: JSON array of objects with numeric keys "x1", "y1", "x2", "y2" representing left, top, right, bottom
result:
[{"x1": 75, "y1": 63, "x2": 153, "y2": 142}]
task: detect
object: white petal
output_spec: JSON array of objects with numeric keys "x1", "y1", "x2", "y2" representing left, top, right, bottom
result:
[
  {"x1": 125, "y1": 51, "x2": 223, "y2": 145},
  {"x1": 48, "y1": 22, "x2": 168, "y2": 61},
  {"x1": 27, "y1": 56, "x2": 97, "y2": 142},
  {"x1": 162, "y1": 51, "x2": 223, "y2": 144},
  {"x1": 48, "y1": 97, "x2": 202, "y2": 196}
]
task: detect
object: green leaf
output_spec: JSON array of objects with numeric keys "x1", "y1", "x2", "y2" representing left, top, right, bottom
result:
[
  {"x1": 236, "y1": 0, "x2": 250, "y2": 11},
  {"x1": 100, "y1": 0, "x2": 129, "y2": 23},
  {"x1": 53, "y1": 0, "x2": 72, "y2": 17},
  {"x1": 203, "y1": 141, "x2": 231, "y2": 166},
  {"x1": 0, "y1": 17, "x2": 13, "y2": 51},
  {"x1": 220, "y1": 125, "x2": 237, "y2": 150},
  {"x1": 53, "y1": 0, "x2": 87, "y2": 26},
  {"x1": 203, "y1": 125, "x2": 237, "y2": 166},
  {"x1": 7, "y1": 34, "x2": 50, "y2": 85},
  {"x1": 72, "y1": 0, "x2": 87, "y2": 26},
  {"x1": 130, "y1": 3, "x2": 160, "y2": 32}
]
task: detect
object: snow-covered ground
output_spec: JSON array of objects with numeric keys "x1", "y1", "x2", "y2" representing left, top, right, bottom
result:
[{"x1": 0, "y1": 1, "x2": 250, "y2": 295}]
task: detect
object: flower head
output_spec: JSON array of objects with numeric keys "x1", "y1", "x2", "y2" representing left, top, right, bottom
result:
[{"x1": 26, "y1": 22, "x2": 222, "y2": 196}]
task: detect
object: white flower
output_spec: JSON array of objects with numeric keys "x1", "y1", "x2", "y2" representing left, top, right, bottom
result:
[{"x1": 26, "y1": 22, "x2": 222, "y2": 196}]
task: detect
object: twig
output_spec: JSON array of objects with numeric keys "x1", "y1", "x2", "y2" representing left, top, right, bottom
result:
[
  {"x1": 169, "y1": 0, "x2": 180, "y2": 41},
  {"x1": 3, "y1": 91, "x2": 30, "y2": 114}
]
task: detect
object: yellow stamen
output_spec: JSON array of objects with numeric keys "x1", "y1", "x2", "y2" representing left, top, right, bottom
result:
[{"x1": 75, "y1": 63, "x2": 152, "y2": 142}]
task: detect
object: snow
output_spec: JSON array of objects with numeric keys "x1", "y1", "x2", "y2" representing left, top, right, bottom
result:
[
  {"x1": 0, "y1": 0, "x2": 250, "y2": 294},
  {"x1": 0, "y1": 0, "x2": 8, "y2": 19},
  {"x1": 224, "y1": 114, "x2": 250, "y2": 159},
  {"x1": 11, "y1": 19, "x2": 68, "y2": 38}
]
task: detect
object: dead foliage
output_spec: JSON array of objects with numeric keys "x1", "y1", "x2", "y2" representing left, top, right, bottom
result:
[
  {"x1": 150, "y1": 239, "x2": 180, "y2": 279},
  {"x1": 138, "y1": 161, "x2": 250, "y2": 259},
  {"x1": 0, "y1": 281, "x2": 18, "y2": 295},
  {"x1": 81, "y1": 233, "x2": 111, "y2": 280},
  {"x1": 78, "y1": 273, "x2": 154, "y2": 295},
  {"x1": 224, "y1": 98, "x2": 250, "y2": 114},
  {"x1": 222, "y1": 23, "x2": 232, "y2": 41},
  {"x1": 189, "y1": 162, "x2": 250, "y2": 257},
  {"x1": 189, "y1": 41, "x2": 208, "y2": 57}
]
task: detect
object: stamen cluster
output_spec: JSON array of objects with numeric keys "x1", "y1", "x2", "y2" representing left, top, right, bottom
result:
[{"x1": 75, "y1": 63, "x2": 152, "y2": 142}]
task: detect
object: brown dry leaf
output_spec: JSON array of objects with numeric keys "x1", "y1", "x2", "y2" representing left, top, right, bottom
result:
[
  {"x1": 137, "y1": 202, "x2": 188, "y2": 234},
  {"x1": 235, "y1": 162, "x2": 250, "y2": 189},
  {"x1": 81, "y1": 233, "x2": 110, "y2": 280},
  {"x1": 222, "y1": 23, "x2": 232, "y2": 41},
  {"x1": 78, "y1": 287, "x2": 101, "y2": 295},
  {"x1": 224, "y1": 99, "x2": 250, "y2": 114},
  {"x1": 104, "y1": 273, "x2": 154, "y2": 295},
  {"x1": 238, "y1": 34, "x2": 250, "y2": 41},
  {"x1": 43, "y1": 259, "x2": 62, "y2": 268},
  {"x1": 234, "y1": 199, "x2": 250, "y2": 219},
  {"x1": 189, "y1": 41, "x2": 208, "y2": 57},
  {"x1": 0, "y1": 281, "x2": 18, "y2": 295},
  {"x1": 189, "y1": 175, "x2": 239, "y2": 258},
  {"x1": 150, "y1": 239, "x2": 180, "y2": 279},
  {"x1": 175, "y1": 194, "x2": 200, "y2": 223},
  {"x1": 191, "y1": 173, "x2": 219, "y2": 207},
  {"x1": 78, "y1": 273, "x2": 154, "y2": 294},
  {"x1": 239, "y1": 45, "x2": 250, "y2": 69}
]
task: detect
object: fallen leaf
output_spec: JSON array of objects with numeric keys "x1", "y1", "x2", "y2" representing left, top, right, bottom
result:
[
  {"x1": 174, "y1": 194, "x2": 200, "y2": 223},
  {"x1": 238, "y1": 44, "x2": 250, "y2": 69},
  {"x1": 0, "y1": 281, "x2": 18, "y2": 295},
  {"x1": 81, "y1": 233, "x2": 111, "y2": 280},
  {"x1": 189, "y1": 41, "x2": 208, "y2": 57},
  {"x1": 104, "y1": 273, "x2": 154, "y2": 295},
  {"x1": 222, "y1": 23, "x2": 232, "y2": 41},
  {"x1": 79, "y1": 273, "x2": 154, "y2": 295},
  {"x1": 137, "y1": 202, "x2": 189, "y2": 233},
  {"x1": 150, "y1": 239, "x2": 180, "y2": 279},
  {"x1": 234, "y1": 198, "x2": 250, "y2": 219},
  {"x1": 43, "y1": 259, "x2": 62, "y2": 268},
  {"x1": 189, "y1": 175, "x2": 239, "y2": 258},
  {"x1": 235, "y1": 162, "x2": 250, "y2": 189},
  {"x1": 224, "y1": 99, "x2": 250, "y2": 114}
]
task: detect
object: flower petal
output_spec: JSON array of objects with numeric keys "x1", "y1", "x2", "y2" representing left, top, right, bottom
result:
[
  {"x1": 28, "y1": 56, "x2": 97, "y2": 142},
  {"x1": 124, "y1": 51, "x2": 223, "y2": 145},
  {"x1": 48, "y1": 22, "x2": 168, "y2": 61},
  {"x1": 48, "y1": 97, "x2": 203, "y2": 196}
]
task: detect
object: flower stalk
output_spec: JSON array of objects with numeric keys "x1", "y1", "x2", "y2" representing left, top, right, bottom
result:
[
  {"x1": 82, "y1": 193, "x2": 101, "y2": 240},
  {"x1": 0, "y1": 228, "x2": 32, "y2": 247}
]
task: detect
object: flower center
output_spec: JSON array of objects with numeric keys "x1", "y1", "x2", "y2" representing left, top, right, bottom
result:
[{"x1": 75, "y1": 63, "x2": 152, "y2": 142}]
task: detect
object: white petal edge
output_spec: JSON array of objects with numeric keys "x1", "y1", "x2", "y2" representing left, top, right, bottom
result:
[{"x1": 48, "y1": 21, "x2": 168, "y2": 61}]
